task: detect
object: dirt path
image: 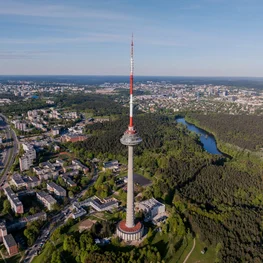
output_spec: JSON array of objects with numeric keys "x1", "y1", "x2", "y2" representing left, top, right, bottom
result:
[{"x1": 183, "y1": 238, "x2": 196, "y2": 263}]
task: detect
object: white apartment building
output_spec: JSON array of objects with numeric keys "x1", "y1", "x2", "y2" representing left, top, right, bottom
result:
[
  {"x1": 36, "y1": 192, "x2": 57, "y2": 210},
  {"x1": 19, "y1": 144, "x2": 36, "y2": 171},
  {"x1": 4, "y1": 187, "x2": 24, "y2": 214}
]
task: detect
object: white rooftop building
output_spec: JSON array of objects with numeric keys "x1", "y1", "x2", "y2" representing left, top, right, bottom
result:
[{"x1": 137, "y1": 198, "x2": 165, "y2": 221}]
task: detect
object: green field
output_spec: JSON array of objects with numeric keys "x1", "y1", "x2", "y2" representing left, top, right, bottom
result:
[
  {"x1": 186, "y1": 238, "x2": 217, "y2": 263},
  {"x1": 151, "y1": 233, "x2": 217, "y2": 263}
]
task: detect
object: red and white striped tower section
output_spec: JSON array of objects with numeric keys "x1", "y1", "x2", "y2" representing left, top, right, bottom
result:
[
  {"x1": 117, "y1": 35, "x2": 144, "y2": 242},
  {"x1": 129, "y1": 35, "x2": 134, "y2": 132}
]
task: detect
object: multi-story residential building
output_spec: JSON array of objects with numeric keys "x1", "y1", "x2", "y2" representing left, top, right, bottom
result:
[
  {"x1": 47, "y1": 182, "x2": 66, "y2": 197},
  {"x1": 61, "y1": 175, "x2": 77, "y2": 187},
  {"x1": 12, "y1": 173, "x2": 41, "y2": 189},
  {"x1": 33, "y1": 161, "x2": 60, "y2": 181},
  {"x1": 3, "y1": 234, "x2": 18, "y2": 256},
  {"x1": 36, "y1": 192, "x2": 57, "y2": 211},
  {"x1": 23, "y1": 176, "x2": 41, "y2": 188},
  {"x1": 11, "y1": 173, "x2": 26, "y2": 189},
  {"x1": 4, "y1": 187, "x2": 24, "y2": 214},
  {"x1": 19, "y1": 145, "x2": 36, "y2": 171},
  {"x1": 72, "y1": 160, "x2": 89, "y2": 174},
  {"x1": 19, "y1": 155, "x2": 33, "y2": 171}
]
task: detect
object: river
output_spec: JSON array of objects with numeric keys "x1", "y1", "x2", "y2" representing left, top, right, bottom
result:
[{"x1": 176, "y1": 117, "x2": 222, "y2": 155}]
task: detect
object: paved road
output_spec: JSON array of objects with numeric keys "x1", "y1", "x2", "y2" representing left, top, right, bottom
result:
[
  {"x1": 183, "y1": 238, "x2": 196, "y2": 263},
  {"x1": 0, "y1": 113, "x2": 19, "y2": 188}
]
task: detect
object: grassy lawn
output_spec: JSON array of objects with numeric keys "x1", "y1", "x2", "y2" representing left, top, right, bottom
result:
[
  {"x1": 151, "y1": 232, "x2": 216, "y2": 263},
  {"x1": 186, "y1": 238, "x2": 216, "y2": 263},
  {"x1": 170, "y1": 236, "x2": 194, "y2": 263}
]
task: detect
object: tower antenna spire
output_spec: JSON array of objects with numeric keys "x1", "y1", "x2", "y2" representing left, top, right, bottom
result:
[{"x1": 129, "y1": 34, "x2": 134, "y2": 129}]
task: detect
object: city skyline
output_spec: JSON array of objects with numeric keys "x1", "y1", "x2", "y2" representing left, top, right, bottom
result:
[{"x1": 1, "y1": 0, "x2": 263, "y2": 76}]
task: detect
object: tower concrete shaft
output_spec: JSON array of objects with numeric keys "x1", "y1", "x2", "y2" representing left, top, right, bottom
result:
[{"x1": 126, "y1": 146, "x2": 135, "y2": 228}]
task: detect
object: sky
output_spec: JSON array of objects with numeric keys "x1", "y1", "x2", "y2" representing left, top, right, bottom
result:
[{"x1": 1, "y1": 0, "x2": 263, "y2": 76}]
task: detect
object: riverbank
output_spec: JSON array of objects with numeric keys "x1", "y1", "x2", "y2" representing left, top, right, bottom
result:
[
  {"x1": 184, "y1": 115, "x2": 263, "y2": 161},
  {"x1": 176, "y1": 116, "x2": 230, "y2": 158}
]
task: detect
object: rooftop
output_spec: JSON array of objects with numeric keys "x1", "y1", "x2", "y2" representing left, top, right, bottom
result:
[
  {"x1": 47, "y1": 182, "x2": 66, "y2": 193},
  {"x1": 4, "y1": 234, "x2": 17, "y2": 248},
  {"x1": 4, "y1": 187, "x2": 23, "y2": 207},
  {"x1": 139, "y1": 198, "x2": 165, "y2": 210}
]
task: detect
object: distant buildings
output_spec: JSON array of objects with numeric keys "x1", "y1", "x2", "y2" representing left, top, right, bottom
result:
[
  {"x1": 61, "y1": 134, "x2": 87, "y2": 143},
  {"x1": 64, "y1": 111, "x2": 78, "y2": 119},
  {"x1": 14, "y1": 121, "x2": 27, "y2": 131},
  {"x1": 4, "y1": 187, "x2": 24, "y2": 214},
  {"x1": 51, "y1": 127, "x2": 60, "y2": 136}
]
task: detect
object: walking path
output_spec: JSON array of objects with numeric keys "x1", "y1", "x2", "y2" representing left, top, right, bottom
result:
[{"x1": 183, "y1": 238, "x2": 196, "y2": 263}]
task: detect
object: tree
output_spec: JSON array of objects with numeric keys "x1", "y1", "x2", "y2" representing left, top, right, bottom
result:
[
  {"x1": 2, "y1": 199, "x2": 11, "y2": 214},
  {"x1": 68, "y1": 191, "x2": 74, "y2": 198},
  {"x1": 51, "y1": 251, "x2": 62, "y2": 263}
]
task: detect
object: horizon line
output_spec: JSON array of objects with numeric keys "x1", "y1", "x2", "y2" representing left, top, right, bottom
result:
[{"x1": 1, "y1": 74, "x2": 263, "y2": 79}]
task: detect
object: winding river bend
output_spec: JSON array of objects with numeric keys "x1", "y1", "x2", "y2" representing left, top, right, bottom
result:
[{"x1": 176, "y1": 117, "x2": 222, "y2": 155}]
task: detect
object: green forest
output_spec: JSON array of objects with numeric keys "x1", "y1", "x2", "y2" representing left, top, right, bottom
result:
[{"x1": 65, "y1": 113, "x2": 263, "y2": 263}]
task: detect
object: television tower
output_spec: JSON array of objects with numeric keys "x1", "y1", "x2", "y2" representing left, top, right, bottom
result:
[{"x1": 116, "y1": 35, "x2": 144, "y2": 241}]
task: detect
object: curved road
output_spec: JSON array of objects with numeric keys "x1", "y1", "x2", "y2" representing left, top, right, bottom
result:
[
  {"x1": 0, "y1": 113, "x2": 19, "y2": 188},
  {"x1": 183, "y1": 238, "x2": 196, "y2": 263}
]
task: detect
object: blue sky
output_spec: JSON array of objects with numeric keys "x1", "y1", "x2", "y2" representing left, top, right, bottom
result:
[{"x1": 1, "y1": 0, "x2": 263, "y2": 76}]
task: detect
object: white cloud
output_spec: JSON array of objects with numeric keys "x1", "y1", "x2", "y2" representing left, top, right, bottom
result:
[
  {"x1": 0, "y1": 1, "x2": 131, "y2": 20},
  {"x1": 0, "y1": 33, "x2": 128, "y2": 45}
]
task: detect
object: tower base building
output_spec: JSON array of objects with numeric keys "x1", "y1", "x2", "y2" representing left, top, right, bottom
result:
[{"x1": 117, "y1": 220, "x2": 144, "y2": 241}]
